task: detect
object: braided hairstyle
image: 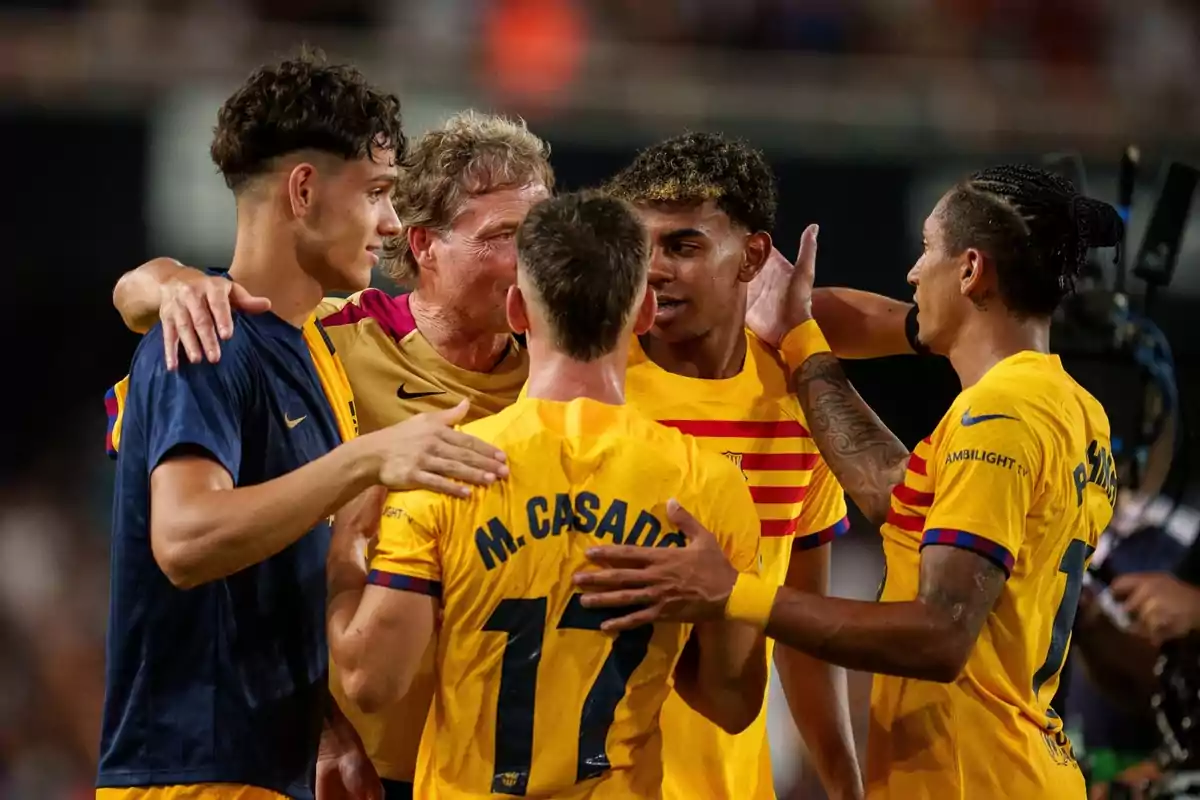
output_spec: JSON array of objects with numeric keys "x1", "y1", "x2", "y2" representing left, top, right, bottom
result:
[{"x1": 939, "y1": 164, "x2": 1124, "y2": 316}]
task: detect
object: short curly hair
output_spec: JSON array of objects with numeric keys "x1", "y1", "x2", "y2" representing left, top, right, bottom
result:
[
  {"x1": 210, "y1": 53, "x2": 404, "y2": 192},
  {"x1": 603, "y1": 132, "x2": 777, "y2": 233},
  {"x1": 383, "y1": 111, "x2": 554, "y2": 283},
  {"x1": 940, "y1": 164, "x2": 1123, "y2": 317}
]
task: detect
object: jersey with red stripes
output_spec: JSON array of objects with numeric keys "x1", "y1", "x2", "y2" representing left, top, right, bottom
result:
[{"x1": 624, "y1": 329, "x2": 849, "y2": 800}]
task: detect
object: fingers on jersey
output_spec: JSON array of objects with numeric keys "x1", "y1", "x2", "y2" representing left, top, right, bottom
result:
[
  {"x1": 375, "y1": 405, "x2": 510, "y2": 496},
  {"x1": 164, "y1": 278, "x2": 226, "y2": 368}
]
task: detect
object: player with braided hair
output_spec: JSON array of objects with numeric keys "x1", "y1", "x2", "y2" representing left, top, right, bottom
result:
[{"x1": 576, "y1": 165, "x2": 1123, "y2": 798}]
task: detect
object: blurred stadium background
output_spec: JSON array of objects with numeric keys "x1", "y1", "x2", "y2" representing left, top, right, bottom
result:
[{"x1": 3, "y1": 1, "x2": 1199, "y2": 797}]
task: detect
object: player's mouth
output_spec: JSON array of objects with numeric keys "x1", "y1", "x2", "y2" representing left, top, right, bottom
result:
[
  {"x1": 654, "y1": 296, "x2": 686, "y2": 324},
  {"x1": 366, "y1": 245, "x2": 381, "y2": 266}
]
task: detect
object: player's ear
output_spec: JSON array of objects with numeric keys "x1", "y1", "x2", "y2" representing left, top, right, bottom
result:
[
  {"x1": 632, "y1": 284, "x2": 657, "y2": 335},
  {"x1": 506, "y1": 285, "x2": 529, "y2": 335},
  {"x1": 960, "y1": 248, "x2": 988, "y2": 299},
  {"x1": 286, "y1": 163, "x2": 319, "y2": 220},
  {"x1": 409, "y1": 227, "x2": 436, "y2": 273},
  {"x1": 738, "y1": 231, "x2": 772, "y2": 283}
]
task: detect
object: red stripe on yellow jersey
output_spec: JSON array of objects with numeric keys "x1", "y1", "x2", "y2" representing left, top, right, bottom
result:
[
  {"x1": 624, "y1": 331, "x2": 849, "y2": 800},
  {"x1": 871, "y1": 352, "x2": 1114, "y2": 799}
]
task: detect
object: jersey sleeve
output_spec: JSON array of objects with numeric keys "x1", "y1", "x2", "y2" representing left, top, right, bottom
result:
[
  {"x1": 792, "y1": 455, "x2": 851, "y2": 551},
  {"x1": 922, "y1": 401, "x2": 1042, "y2": 577},
  {"x1": 703, "y1": 460, "x2": 762, "y2": 575},
  {"x1": 105, "y1": 375, "x2": 131, "y2": 458},
  {"x1": 368, "y1": 490, "x2": 446, "y2": 597},
  {"x1": 138, "y1": 326, "x2": 255, "y2": 478}
]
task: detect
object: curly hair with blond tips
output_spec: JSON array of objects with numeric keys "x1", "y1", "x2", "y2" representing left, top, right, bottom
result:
[{"x1": 603, "y1": 132, "x2": 777, "y2": 234}]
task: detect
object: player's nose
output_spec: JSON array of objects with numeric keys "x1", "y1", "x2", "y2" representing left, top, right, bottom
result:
[
  {"x1": 379, "y1": 201, "x2": 402, "y2": 237},
  {"x1": 647, "y1": 250, "x2": 674, "y2": 288}
]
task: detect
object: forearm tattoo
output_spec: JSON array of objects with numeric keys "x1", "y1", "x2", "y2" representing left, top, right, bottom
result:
[{"x1": 791, "y1": 353, "x2": 911, "y2": 524}]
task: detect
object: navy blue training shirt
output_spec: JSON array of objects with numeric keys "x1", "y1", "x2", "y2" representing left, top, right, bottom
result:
[{"x1": 99, "y1": 311, "x2": 343, "y2": 798}]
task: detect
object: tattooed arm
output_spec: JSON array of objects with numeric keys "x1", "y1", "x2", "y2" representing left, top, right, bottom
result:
[
  {"x1": 791, "y1": 353, "x2": 910, "y2": 525},
  {"x1": 762, "y1": 544, "x2": 1007, "y2": 682}
]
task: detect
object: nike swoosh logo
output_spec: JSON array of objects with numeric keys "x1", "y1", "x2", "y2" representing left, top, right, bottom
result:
[
  {"x1": 285, "y1": 414, "x2": 306, "y2": 429},
  {"x1": 397, "y1": 384, "x2": 444, "y2": 401},
  {"x1": 960, "y1": 408, "x2": 1018, "y2": 427}
]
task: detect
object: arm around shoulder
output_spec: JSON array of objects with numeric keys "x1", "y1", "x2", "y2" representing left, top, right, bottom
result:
[
  {"x1": 811, "y1": 288, "x2": 914, "y2": 359},
  {"x1": 113, "y1": 257, "x2": 188, "y2": 333}
]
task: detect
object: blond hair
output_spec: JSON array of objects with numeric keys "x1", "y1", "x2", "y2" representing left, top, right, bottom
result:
[{"x1": 382, "y1": 111, "x2": 554, "y2": 282}]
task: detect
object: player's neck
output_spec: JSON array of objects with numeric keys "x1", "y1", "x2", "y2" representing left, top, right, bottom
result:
[
  {"x1": 408, "y1": 290, "x2": 510, "y2": 373},
  {"x1": 948, "y1": 311, "x2": 1050, "y2": 388},
  {"x1": 524, "y1": 337, "x2": 628, "y2": 406},
  {"x1": 227, "y1": 219, "x2": 323, "y2": 328},
  {"x1": 640, "y1": 322, "x2": 747, "y2": 380}
]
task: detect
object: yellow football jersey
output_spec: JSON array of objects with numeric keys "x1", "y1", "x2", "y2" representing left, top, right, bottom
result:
[
  {"x1": 624, "y1": 332, "x2": 849, "y2": 800},
  {"x1": 870, "y1": 351, "x2": 1115, "y2": 799},
  {"x1": 319, "y1": 289, "x2": 527, "y2": 783},
  {"x1": 370, "y1": 397, "x2": 762, "y2": 799}
]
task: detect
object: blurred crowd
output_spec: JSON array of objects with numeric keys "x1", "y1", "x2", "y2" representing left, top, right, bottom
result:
[{"x1": 3, "y1": 0, "x2": 1197, "y2": 72}]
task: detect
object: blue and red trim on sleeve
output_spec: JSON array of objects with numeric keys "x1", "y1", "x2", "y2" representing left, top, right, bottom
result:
[
  {"x1": 793, "y1": 516, "x2": 851, "y2": 551},
  {"x1": 105, "y1": 384, "x2": 122, "y2": 459},
  {"x1": 366, "y1": 569, "x2": 442, "y2": 598},
  {"x1": 920, "y1": 528, "x2": 1015, "y2": 576}
]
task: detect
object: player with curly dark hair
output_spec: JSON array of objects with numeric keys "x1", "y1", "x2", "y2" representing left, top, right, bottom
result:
[
  {"x1": 579, "y1": 165, "x2": 1124, "y2": 799},
  {"x1": 604, "y1": 132, "x2": 867, "y2": 800},
  {"x1": 96, "y1": 56, "x2": 508, "y2": 800}
]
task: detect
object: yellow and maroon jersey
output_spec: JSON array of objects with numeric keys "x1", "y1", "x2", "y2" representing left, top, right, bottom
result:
[
  {"x1": 370, "y1": 397, "x2": 762, "y2": 799},
  {"x1": 318, "y1": 289, "x2": 526, "y2": 433},
  {"x1": 318, "y1": 289, "x2": 528, "y2": 783},
  {"x1": 623, "y1": 331, "x2": 849, "y2": 800},
  {"x1": 870, "y1": 352, "x2": 1114, "y2": 799}
]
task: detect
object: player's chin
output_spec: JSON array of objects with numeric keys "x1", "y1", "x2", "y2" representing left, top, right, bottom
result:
[{"x1": 336, "y1": 259, "x2": 376, "y2": 293}]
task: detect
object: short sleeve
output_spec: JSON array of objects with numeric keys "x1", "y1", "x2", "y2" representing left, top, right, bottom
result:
[
  {"x1": 792, "y1": 456, "x2": 851, "y2": 551},
  {"x1": 922, "y1": 403, "x2": 1041, "y2": 577},
  {"x1": 138, "y1": 326, "x2": 254, "y2": 478},
  {"x1": 368, "y1": 490, "x2": 445, "y2": 597},
  {"x1": 702, "y1": 460, "x2": 762, "y2": 575}
]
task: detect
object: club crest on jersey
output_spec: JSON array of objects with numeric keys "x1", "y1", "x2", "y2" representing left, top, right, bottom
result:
[{"x1": 723, "y1": 451, "x2": 748, "y2": 481}]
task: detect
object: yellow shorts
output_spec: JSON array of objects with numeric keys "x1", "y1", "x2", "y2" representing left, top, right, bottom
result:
[{"x1": 97, "y1": 785, "x2": 288, "y2": 800}]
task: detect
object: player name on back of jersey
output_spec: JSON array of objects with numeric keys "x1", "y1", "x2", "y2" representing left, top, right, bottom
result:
[{"x1": 454, "y1": 491, "x2": 688, "y2": 571}]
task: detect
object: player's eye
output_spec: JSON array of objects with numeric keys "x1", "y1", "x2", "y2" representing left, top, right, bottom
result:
[
  {"x1": 671, "y1": 242, "x2": 700, "y2": 256},
  {"x1": 368, "y1": 187, "x2": 389, "y2": 200}
]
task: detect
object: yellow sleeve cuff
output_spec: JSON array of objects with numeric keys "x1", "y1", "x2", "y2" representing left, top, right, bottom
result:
[
  {"x1": 779, "y1": 319, "x2": 832, "y2": 371},
  {"x1": 724, "y1": 573, "x2": 779, "y2": 629}
]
